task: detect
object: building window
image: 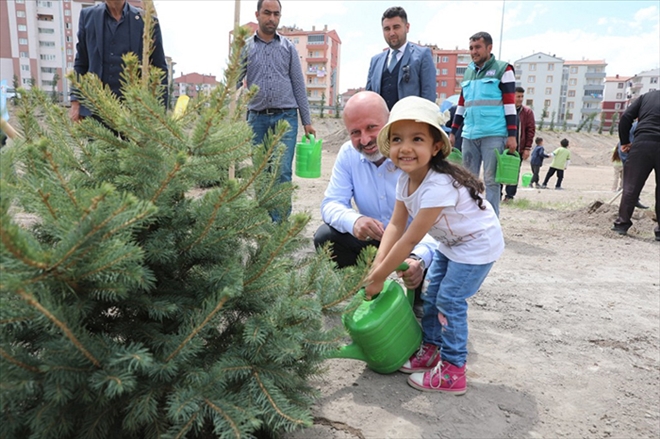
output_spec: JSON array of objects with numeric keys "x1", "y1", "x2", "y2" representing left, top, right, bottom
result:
[
  {"x1": 441, "y1": 68, "x2": 447, "y2": 75},
  {"x1": 64, "y1": 9, "x2": 71, "y2": 16},
  {"x1": 307, "y1": 35, "x2": 324, "y2": 44},
  {"x1": 526, "y1": 99, "x2": 533, "y2": 107},
  {"x1": 614, "y1": 103, "x2": 621, "y2": 109},
  {"x1": 568, "y1": 90, "x2": 575, "y2": 97},
  {"x1": 66, "y1": 36, "x2": 73, "y2": 42},
  {"x1": 66, "y1": 22, "x2": 72, "y2": 29},
  {"x1": 19, "y1": 38, "x2": 28, "y2": 45},
  {"x1": 528, "y1": 75, "x2": 535, "y2": 83},
  {"x1": 441, "y1": 80, "x2": 447, "y2": 87},
  {"x1": 651, "y1": 77, "x2": 659, "y2": 84},
  {"x1": 17, "y1": 10, "x2": 26, "y2": 17},
  {"x1": 616, "y1": 93, "x2": 623, "y2": 99},
  {"x1": 39, "y1": 28, "x2": 55, "y2": 34},
  {"x1": 570, "y1": 66, "x2": 578, "y2": 73},
  {"x1": 567, "y1": 101, "x2": 574, "y2": 109},
  {"x1": 41, "y1": 67, "x2": 57, "y2": 73},
  {"x1": 569, "y1": 78, "x2": 577, "y2": 85},
  {"x1": 40, "y1": 41, "x2": 55, "y2": 47},
  {"x1": 20, "y1": 51, "x2": 29, "y2": 58},
  {"x1": 18, "y1": 24, "x2": 27, "y2": 31},
  {"x1": 455, "y1": 67, "x2": 466, "y2": 75},
  {"x1": 293, "y1": 37, "x2": 299, "y2": 44},
  {"x1": 545, "y1": 87, "x2": 552, "y2": 95},
  {"x1": 442, "y1": 56, "x2": 448, "y2": 63},
  {"x1": 546, "y1": 76, "x2": 553, "y2": 83},
  {"x1": 544, "y1": 99, "x2": 551, "y2": 108},
  {"x1": 548, "y1": 64, "x2": 554, "y2": 71},
  {"x1": 37, "y1": 0, "x2": 53, "y2": 6},
  {"x1": 16, "y1": 0, "x2": 25, "y2": 3},
  {"x1": 21, "y1": 64, "x2": 30, "y2": 71},
  {"x1": 527, "y1": 87, "x2": 534, "y2": 94},
  {"x1": 22, "y1": 78, "x2": 31, "y2": 85},
  {"x1": 440, "y1": 93, "x2": 446, "y2": 99},
  {"x1": 529, "y1": 63, "x2": 536, "y2": 71},
  {"x1": 617, "y1": 82, "x2": 624, "y2": 88},
  {"x1": 40, "y1": 54, "x2": 56, "y2": 61}
]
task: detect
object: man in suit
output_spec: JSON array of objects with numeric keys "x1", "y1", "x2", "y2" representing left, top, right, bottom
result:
[
  {"x1": 365, "y1": 6, "x2": 437, "y2": 110},
  {"x1": 69, "y1": 0, "x2": 168, "y2": 122}
]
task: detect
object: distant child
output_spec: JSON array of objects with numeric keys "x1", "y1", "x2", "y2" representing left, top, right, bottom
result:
[
  {"x1": 365, "y1": 96, "x2": 504, "y2": 395},
  {"x1": 530, "y1": 137, "x2": 550, "y2": 188},
  {"x1": 611, "y1": 146, "x2": 623, "y2": 192},
  {"x1": 541, "y1": 138, "x2": 571, "y2": 190}
]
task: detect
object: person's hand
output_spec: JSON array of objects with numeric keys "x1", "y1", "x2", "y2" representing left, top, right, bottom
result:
[
  {"x1": 353, "y1": 216, "x2": 385, "y2": 242},
  {"x1": 304, "y1": 124, "x2": 316, "y2": 137},
  {"x1": 522, "y1": 149, "x2": 531, "y2": 161},
  {"x1": 69, "y1": 101, "x2": 81, "y2": 123},
  {"x1": 365, "y1": 279, "x2": 384, "y2": 300},
  {"x1": 449, "y1": 133, "x2": 456, "y2": 147},
  {"x1": 397, "y1": 258, "x2": 424, "y2": 290},
  {"x1": 621, "y1": 143, "x2": 632, "y2": 153},
  {"x1": 506, "y1": 136, "x2": 517, "y2": 153}
]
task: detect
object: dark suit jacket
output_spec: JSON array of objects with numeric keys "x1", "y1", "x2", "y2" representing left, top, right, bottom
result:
[
  {"x1": 366, "y1": 43, "x2": 437, "y2": 104},
  {"x1": 72, "y1": 2, "x2": 168, "y2": 116}
]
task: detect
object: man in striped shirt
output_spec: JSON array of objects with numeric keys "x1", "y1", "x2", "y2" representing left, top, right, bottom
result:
[
  {"x1": 449, "y1": 31, "x2": 517, "y2": 217},
  {"x1": 240, "y1": 0, "x2": 316, "y2": 222}
]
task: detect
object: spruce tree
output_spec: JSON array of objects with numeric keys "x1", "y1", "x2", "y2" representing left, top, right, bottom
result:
[{"x1": 0, "y1": 23, "x2": 368, "y2": 439}]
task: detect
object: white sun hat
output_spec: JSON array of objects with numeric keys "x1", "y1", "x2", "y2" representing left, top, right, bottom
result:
[{"x1": 377, "y1": 96, "x2": 452, "y2": 159}]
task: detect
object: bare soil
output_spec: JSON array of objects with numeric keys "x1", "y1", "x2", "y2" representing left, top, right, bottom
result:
[{"x1": 286, "y1": 118, "x2": 660, "y2": 439}]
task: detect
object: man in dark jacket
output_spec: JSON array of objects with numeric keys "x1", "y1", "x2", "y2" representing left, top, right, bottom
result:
[
  {"x1": 611, "y1": 90, "x2": 660, "y2": 240},
  {"x1": 69, "y1": 0, "x2": 168, "y2": 122},
  {"x1": 504, "y1": 86, "x2": 535, "y2": 201}
]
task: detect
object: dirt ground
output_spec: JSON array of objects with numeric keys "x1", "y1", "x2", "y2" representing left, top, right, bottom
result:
[{"x1": 286, "y1": 118, "x2": 660, "y2": 439}]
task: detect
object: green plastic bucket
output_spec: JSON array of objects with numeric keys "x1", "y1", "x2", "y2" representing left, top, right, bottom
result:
[
  {"x1": 447, "y1": 147, "x2": 462, "y2": 164},
  {"x1": 295, "y1": 134, "x2": 322, "y2": 178},
  {"x1": 495, "y1": 150, "x2": 520, "y2": 185},
  {"x1": 521, "y1": 172, "x2": 533, "y2": 187}
]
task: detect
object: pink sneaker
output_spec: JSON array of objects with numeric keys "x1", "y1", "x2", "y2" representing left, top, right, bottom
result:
[
  {"x1": 407, "y1": 361, "x2": 467, "y2": 395},
  {"x1": 399, "y1": 343, "x2": 440, "y2": 373}
]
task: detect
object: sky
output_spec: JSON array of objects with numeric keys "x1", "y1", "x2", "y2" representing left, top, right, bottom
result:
[{"x1": 154, "y1": 0, "x2": 659, "y2": 92}]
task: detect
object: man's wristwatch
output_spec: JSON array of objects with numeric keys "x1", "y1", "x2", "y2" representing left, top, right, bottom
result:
[{"x1": 408, "y1": 254, "x2": 426, "y2": 271}]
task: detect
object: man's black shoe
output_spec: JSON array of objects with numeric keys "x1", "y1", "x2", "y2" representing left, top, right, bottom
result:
[
  {"x1": 655, "y1": 229, "x2": 660, "y2": 242},
  {"x1": 635, "y1": 201, "x2": 649, "y2": 209},
  {"x1": 611, "y1": 224, "x2": 629, "y2": 235}
]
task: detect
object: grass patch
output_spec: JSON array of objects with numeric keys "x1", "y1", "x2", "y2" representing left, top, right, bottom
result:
[{"x1": 506, "y1": 197, "x2": 592, "y2": 212}]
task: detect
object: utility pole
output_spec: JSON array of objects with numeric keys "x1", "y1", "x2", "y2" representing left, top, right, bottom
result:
[{"x1": 498, "y1": 0, "x2": 505, "y2": 59}]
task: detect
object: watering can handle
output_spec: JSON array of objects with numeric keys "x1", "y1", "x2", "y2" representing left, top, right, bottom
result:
[{"x1": 304, "y1": 133, "x2": 315, "y2": 143}]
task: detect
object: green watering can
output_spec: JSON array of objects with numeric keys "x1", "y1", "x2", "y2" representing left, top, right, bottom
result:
[
  {"x1": 295, "y1": 134, "x2": 322, "y2": 178},
  {"x1": 521, "y1": 172, "x2": 533, "y2": 187},
  {"x1": 494, "y1": 149, "x2": 520, "y2": 185},
  {"x1": 328, "y1": 263, "x2": 422, "y2": 374},
  {"x1": 447, "y1": 147, "x2": 462, "y2": 164}
]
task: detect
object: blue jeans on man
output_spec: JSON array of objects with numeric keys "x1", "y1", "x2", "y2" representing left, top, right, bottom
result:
[
  {"x1": 462, "y1": 136, "x2": 506, "y2": 217},
  {"x1": 247, "y1": 109, "x2": 298, "y2": 222},
  {"x1": 421, "y1": 250, "x2": 494, "y2": 368}
]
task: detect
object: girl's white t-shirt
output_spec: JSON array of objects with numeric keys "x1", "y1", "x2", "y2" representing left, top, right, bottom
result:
[{"x1": 396, "y1": 170, "x2": 505, "y2": 265}]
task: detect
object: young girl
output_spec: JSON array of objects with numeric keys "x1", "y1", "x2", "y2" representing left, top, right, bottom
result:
[{"x1": 365, "y1": 96, "x2": 504, "y2": 395}]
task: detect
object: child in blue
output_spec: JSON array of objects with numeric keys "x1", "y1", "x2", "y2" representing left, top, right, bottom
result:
[
  {"x1": 530, "y1": 137, "x2": 550, "y2": 188},
  {"x1": 365, "y1": 96, "x2": 504, "y2": 394}
]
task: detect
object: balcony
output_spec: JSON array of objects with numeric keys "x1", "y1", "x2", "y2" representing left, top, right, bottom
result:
[
  {"x1": 585, "y1": 71, "x2": 606, "y2": 79},
  {"x1": 306, "y1": 42, "x2": 328, "y2": 51},
  {"x1": 582, "y1": 94, "x2": 602, "y2": 103},
  {"x1": 581, "y1": 107, "x2": 600, "y2": 115},
  {"x1": 306, "y1": 82, "x2": 327, "y2": 88},
  {"x1": 583, "y1": 83, "x2": 604, "y2": 91},
  {"x1": 306, "y1": 56, "x2": 328, "y2": 63}
]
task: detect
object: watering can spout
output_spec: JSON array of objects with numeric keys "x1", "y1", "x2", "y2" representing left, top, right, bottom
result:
[{"x1": 329, "y1": 342, "x2": 367, "y2": 362}]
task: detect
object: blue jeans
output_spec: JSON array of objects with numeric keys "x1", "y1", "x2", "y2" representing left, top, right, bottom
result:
[
  {"x1": 421, "y1": 250, "x2": 495, "y2": 367},
  {"x1": 247, "y1": 109, "x2": 298, "y2": 221},
  {"x1": 462, "y1": 136, "x2": 505, "y2": 217}
]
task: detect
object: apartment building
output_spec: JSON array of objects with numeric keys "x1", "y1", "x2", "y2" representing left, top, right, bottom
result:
[
  {"x1": 601, "y1": 74, "x2": 632, "y2": 131},
  {"x1": 628, "y1": 68, "x2": 660, "y2": 100},
  {"x1": 514, "y1": 53, "x2": 607, "y2": 128},
  {"x1": 564, "y1": 60, "x2": 607, "y2": 127},
  {"x1": 174, "y1": 72, "x2": 218, "y2": 99},
  {"x1": 430, "y1": 47, "x2": 470, "y2": 102},
  {"x1": 233, "y1": 23, "x2": 341, "y2": 112},
  {"x1": 514, "y1": 53, "x2": 564, "y2": 119}
]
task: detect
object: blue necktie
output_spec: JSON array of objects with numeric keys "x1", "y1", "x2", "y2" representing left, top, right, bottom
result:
[{"x1": 388, "y1": 49, "x2": 399, "y2": 72}]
